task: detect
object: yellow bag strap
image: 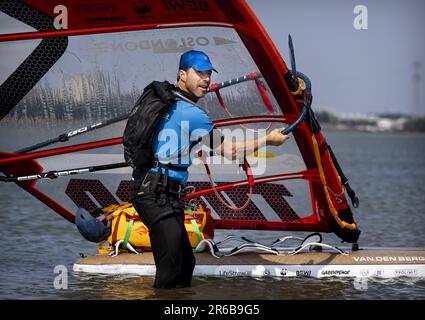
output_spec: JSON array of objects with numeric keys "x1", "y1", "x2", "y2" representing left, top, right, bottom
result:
[
  {"x1": 311, "y1": 134, "x2": 357, "y2": 230},
  {"x1": 122, "y1": 219, "x2": 134, "y2": 249},
  {"x1": 186, "y1": 208, "x2": 205, "y2": 253},
  {"x1": 104, "y1": 204, "x2": 137, "y2": 221},
  {"x1": 97, "y1": 239, "x2": 112, "y2": 255},
  {"x1": 97, "y1": 204, "x2": 140, "y2": 253},
  {"x1": 190, "y1": 219, "x2": 204, "y2": 242},
  {"x1": 123, "y1": 207, "x2": 139, "y2": 217}
]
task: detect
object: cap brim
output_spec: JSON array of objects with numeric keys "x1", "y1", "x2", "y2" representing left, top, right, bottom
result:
[{"x1": 193, "y1": 66, "x2": 218, "y2": 73}]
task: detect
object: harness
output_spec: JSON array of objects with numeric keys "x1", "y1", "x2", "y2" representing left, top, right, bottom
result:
[{"x1": 133, "y1": 161, "x2": 188, "y2": 197}]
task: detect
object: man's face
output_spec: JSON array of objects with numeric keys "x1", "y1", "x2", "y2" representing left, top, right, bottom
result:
[{"x1": 178, "y1": 68, "x2": 212, "y2": 98}]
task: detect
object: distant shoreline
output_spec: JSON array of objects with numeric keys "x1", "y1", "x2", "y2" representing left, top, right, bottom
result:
[{"x1": 316, "y1": 111, "x2": 425, "y2": 133}]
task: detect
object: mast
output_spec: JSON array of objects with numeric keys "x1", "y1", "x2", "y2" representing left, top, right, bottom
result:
[{"x1": 412, "y1": 61, "x2": 422, "y2": 117}]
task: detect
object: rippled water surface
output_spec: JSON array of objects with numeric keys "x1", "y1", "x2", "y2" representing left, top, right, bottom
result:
[{"x1": 1, "y1": 131, "x2": 424, "y2": 300}]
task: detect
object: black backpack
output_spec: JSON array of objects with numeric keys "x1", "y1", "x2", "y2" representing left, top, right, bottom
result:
[{"x1": 123, "y1": 81, "x2": 176, "y2": 170}]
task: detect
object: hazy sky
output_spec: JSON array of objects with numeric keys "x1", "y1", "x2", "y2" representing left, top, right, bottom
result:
[
  {"x1": 1, "y1": 1, "x2": 424, "y2": 116},
  {"x1": 246, "y1": 0, "x2": 425, "y2": 115}
]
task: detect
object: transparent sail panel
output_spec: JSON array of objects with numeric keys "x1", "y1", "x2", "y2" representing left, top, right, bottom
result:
[
  {"x1": 1, "y1": 26, "x2": 314, "y2": 226},
  {"x1": 0, "y1": 11, "x2": 37, "y2": 35},
  {"x1": 1, "y1": 26, "x2": 282, "y2": 151}
]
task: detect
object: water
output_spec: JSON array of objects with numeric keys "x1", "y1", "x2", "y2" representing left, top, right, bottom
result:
[{"x1": 1, "y1": 131, "x2": 425, "y2": 300}]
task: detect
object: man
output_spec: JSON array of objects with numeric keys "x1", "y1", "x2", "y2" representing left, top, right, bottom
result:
[{"x1": 130, "y1": 50, "x2": 288, "y2": 288}]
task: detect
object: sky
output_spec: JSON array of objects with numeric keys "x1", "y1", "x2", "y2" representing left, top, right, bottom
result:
[
  {"x1": 246, "y1": 0, "x2": 425, "y2": 116},
  {"x1": 1, "y1": 0, "x2": 424, "y2": 116}
]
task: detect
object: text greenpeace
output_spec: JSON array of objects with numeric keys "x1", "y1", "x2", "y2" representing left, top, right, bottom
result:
[{"x1": 156, "y1": 122, "x2": 268, "y2": 175}]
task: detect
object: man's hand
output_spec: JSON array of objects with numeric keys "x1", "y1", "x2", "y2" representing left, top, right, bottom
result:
[
  {"x1": 266, "y1": 128, "x2": 289, "y2": 146},
  {"x1": 216, "y1": 127, "x2": 289, "y2": 160}
]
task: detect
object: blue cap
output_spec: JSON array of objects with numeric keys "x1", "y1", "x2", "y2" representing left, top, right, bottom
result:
[{"x1": 179, "y1": 50, "x2": 218, "y2": 73}]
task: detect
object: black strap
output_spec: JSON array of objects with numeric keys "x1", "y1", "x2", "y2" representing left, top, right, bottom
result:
[
  {"x1": 133, "y1": 163, "x2": 184, "y2": 195},
  {"x1": 174, "y1": 87, "x2": 199, "y2": 103},
  {"x1": 153, "y1": 160, "x2": 188, "y2": 172},
  {"x1": 138, "y1": 171, "x2": 182, "y2": 195}
]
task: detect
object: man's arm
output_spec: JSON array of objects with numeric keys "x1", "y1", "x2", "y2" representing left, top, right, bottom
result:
[{"x1": 215, "y1": 127, "x2": 289, "y2": 160}]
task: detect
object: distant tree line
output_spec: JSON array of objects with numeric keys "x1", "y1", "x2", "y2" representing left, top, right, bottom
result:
[
  {"x1": 315, "y1": 110, "x2": 376, "y2": 126},
  {"x1": 404, "y1": 117, "x2": 425, "y2": 132},
  {"x1": 315, "y1": 110, "x2": 339, "y2": 124},
  {"x1": 316, "y1": 110, "x2": 425, "y2": 132}
]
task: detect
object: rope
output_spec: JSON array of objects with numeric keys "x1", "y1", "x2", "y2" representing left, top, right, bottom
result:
[
  {"x1": 210, "y1": 71, "x2": 274, "y2": 132},
  {"x1": 311, "y1": 134, "x2": 357, "y2": 230},
  {"x1": 290, "y1": 78, "x2": 305, "y2": 96},
  {"x1": 213, "y1": 88, "x2": 272, "y2": 132},
  {"x1": 194, "y1": 232, "x2": 347, "y2": 257},
  {"x1": 200, "y1": 151, "x2": 254, "y2": 211}
]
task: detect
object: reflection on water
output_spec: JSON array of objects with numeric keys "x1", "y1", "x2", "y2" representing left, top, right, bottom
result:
[{"x1": 0, "y1": 131, "x2": 425, "y2": 299}]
